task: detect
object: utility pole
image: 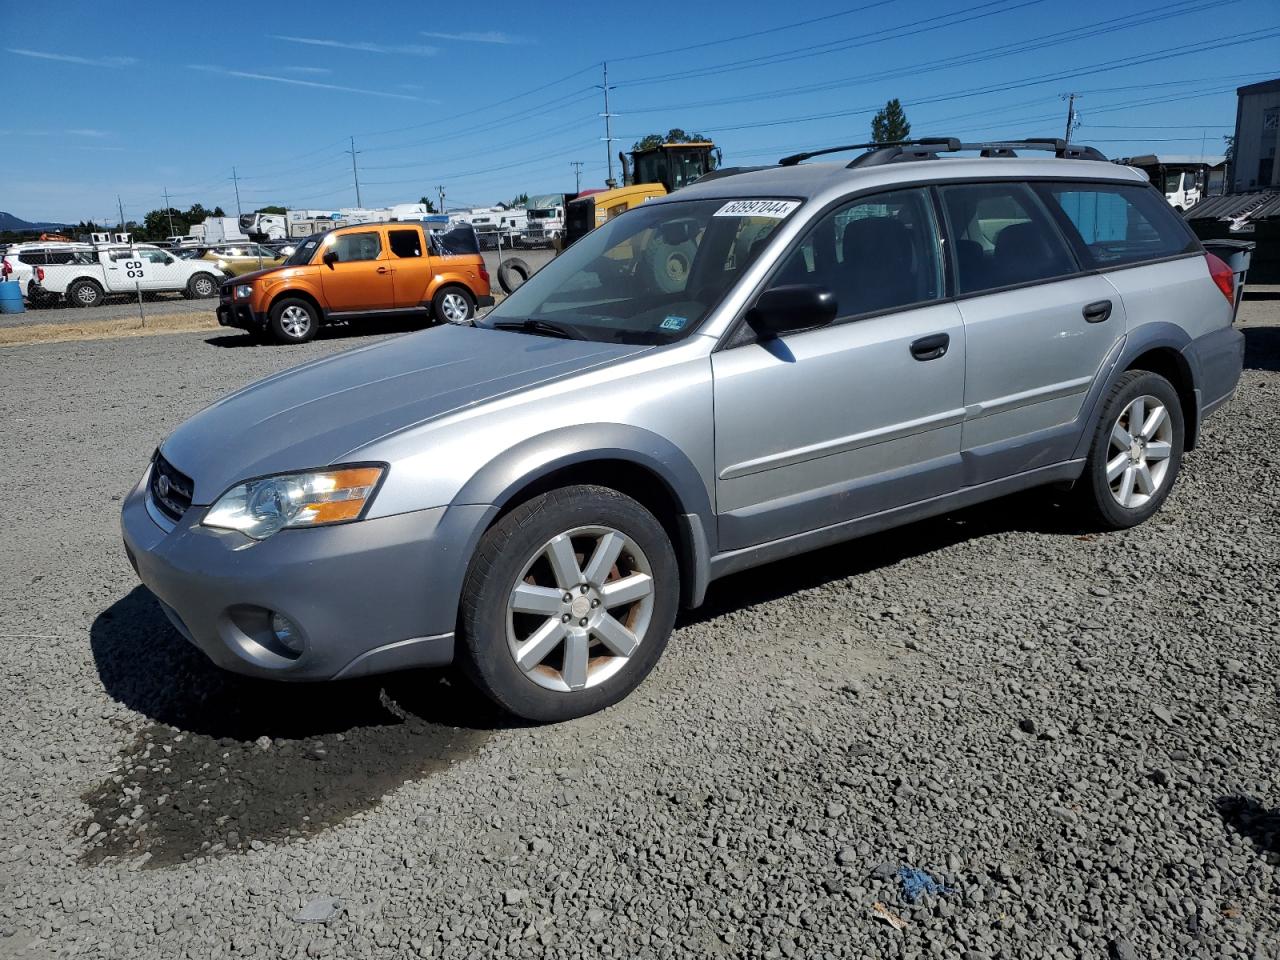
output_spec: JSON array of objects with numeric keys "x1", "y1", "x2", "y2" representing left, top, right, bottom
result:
[
  {"x1": 162, "y1": 187, "x2": 175, "y2": 238},
  {"x1": 598, "y1": 62, "x2": 618, "y2": 188},
  {"x1": 437, "y1": 185, "x2": 446, "y2": 215},
  {"x1": 231, "y1": 166, "x2": 243, "y2": 218},
  {"x1": 116, "y1": 195, "x2": 125, "y2": 232},
  {"x1": 346, "y1": 136, "x2": 363, "y2": 207},
  {"x1": 1062, "y1": 93, "x2": 1079, "y2": 145},
  {"x1": 570, "y1": 160, "x2": 584, "y2": 193}
]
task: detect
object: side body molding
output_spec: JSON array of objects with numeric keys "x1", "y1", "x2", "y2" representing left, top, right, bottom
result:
[{"x1": 452, "y1": 423, "x2": 717, "y2": 607}]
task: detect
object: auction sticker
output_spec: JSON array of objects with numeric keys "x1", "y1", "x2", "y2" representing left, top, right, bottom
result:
[{"x1": 714, "y1": 199, "x2": 801, "y2": 218}]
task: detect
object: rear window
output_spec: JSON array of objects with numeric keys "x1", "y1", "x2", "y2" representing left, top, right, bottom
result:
[{"x1": 1038, "y1": 182, "x2": 1197, "y2": 269}]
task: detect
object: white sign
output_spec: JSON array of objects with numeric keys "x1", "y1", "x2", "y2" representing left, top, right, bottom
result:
[
  {"x1": 120, "y1": 257, "x2": 148, "y2": 282},
  {"x1": 714, "y1": 199, "x2": 801, "y2": 219}
]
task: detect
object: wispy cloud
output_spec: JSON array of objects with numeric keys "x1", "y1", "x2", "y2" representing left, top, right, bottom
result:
[
  {"x1": 1, "y1": 128, "x2": 115, "y2": 138},
  {"x1": 279, "y1": 65, "x2": 332, "y2": 75},
  {"x1": 76, "y1": 145, "x2": 128, "y2": 152},
  {"x1": 189, "y1": 65, "x2": 432, "y2": 102},
  {"x1": 66, "y1": 128, "x2": 111, "y2": 138},
  {"x1": 420, "y1": 30, "x2": 525, "y2": 44},
  {"x1": 272, "y1": 35, "x2": 437, "y2": 56},
  {"x1": 6, "y1": 48, "x2": 136, "y2": 67}
]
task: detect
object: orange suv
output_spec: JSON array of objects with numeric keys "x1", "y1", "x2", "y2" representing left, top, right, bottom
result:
[{"x1": 216, "y1": 221, "x2": 493, "y2": 344}]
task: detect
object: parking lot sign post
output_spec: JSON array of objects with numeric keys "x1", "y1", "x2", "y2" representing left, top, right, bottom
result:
[{"x1": 121, "y1": 255, "x2": 147, "y2": 327}]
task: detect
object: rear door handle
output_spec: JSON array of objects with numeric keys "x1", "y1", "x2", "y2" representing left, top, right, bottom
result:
[
  {"x1": 376, "y1": 266, "x2": 389, "y2": 274},
  {"x1": 1083, "y1": 299, "x2": 1112, "y2": 323},
  {"x1": 910, "y1": 332, "x2": 950, "y2": 361}
]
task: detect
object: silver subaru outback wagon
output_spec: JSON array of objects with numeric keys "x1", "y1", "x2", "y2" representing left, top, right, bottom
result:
[{"x1": 122, "y1": 139, "x2": 1244, "y2": 722}]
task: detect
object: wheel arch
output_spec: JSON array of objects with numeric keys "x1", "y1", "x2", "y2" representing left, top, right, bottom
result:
[
  {"x1": 1123, "y1": 346, "x2": 1198, "y2": 450},
  {"x1": 266, "y1": 286, "x2": 325, "y2": 322},
  {"x1": 454, "y1": 424, "x2": 715, "y2": 608}
]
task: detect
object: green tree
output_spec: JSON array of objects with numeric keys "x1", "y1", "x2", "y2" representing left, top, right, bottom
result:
[
  {"x1": 418, "y1": 196, "x2": 438, "y2": 213},
  {"x1": 871, "y1": 99, "x2": 911, "y2": 143},
  {"x1": 508, "y1": 193, "x2": 529, "y2": 208},
  {"x1": 255, "y1": 205, "x2": 287, "y2": 215},
  {"x1": 632, "y1": 128, "x2": 710, "y2": 152},
  {"x1": 212, "y1": 206, "x2": 226, "y2": 217}
]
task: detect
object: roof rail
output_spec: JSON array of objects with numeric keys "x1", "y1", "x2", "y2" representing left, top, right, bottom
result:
[
  {"x1": 779, "y1": 138, "x2": 959, "y2": 166},
  {"x1": 778, "y1": 137, "x2": 1107, "y2": 168}
]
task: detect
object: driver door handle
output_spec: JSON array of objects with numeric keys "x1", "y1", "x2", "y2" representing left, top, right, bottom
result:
[
  {"x1": 1083, "y1": 299, "x2": 1112, "y2": 323},
  {"x1": 376, "y1": 266, "x2": 390, "y2": 274}
]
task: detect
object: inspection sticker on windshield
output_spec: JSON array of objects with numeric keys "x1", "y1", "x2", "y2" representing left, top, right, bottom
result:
[
  {"x1": 660, "y1": 316, "x2": 688, "y2": 331},
  {"x1": 714, "y1": 199, "x2": 800, "y2": 218}
]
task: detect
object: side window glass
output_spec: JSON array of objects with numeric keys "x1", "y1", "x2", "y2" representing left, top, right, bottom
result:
[
  {"x1": 144, "y1": 250, "x2": 172, "y2": 264},
  {"x1": 389, "y1": 229, "x2": 423, "y2": 259},
  {"x1": 329, "y1": 232, "x2": 382, "y2": 262},
  {"x1": 938, "y1": 182, "x2": 1077, "y2": 294},
  {"x1": 769, "y1": 188, "x2": 943, "y2": 318},
  {"x1": 1041, "y1": 182, "x2": 1196, "y2": 268}
]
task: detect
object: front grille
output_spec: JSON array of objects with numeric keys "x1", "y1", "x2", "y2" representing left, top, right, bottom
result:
[{"x1": 149, "y1": 452, "x2": 194, "y2": 522}]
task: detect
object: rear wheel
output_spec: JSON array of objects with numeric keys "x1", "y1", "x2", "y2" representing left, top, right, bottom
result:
[
  {"x1": 459, "y1": 485, "x2": 679, "y2": 722},
  {"x1": 268, "y1": 297, "x2": 319, "y2": 344},
  {"x1": 67, "y1": 279, "x2": 104, "y2": 308},
  {"x1": 433, "y1": 286, "x2": 474, "y2": 324},
  {"x1": 1076, "y1": 370, "x2": 1184, "y2": 529}
]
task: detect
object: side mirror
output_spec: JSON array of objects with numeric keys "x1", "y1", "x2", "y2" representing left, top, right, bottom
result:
[
  {"x1": 322, "y1": 250, "x2": 338, "y2": 268},
  {"x1": 746, "y1": 284, "x2": 837, "y2": 338}
]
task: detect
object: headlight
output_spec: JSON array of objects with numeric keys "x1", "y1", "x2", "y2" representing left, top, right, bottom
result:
[
  {"x1": 203, "y1": 465, "x2": 385, "y2": 540},
  {"x1": 216, "y1": 259, "x2": 228, "y2": 269},
  {"x1": 234, "y1": 284, "x2": 253, "y2": 299}
]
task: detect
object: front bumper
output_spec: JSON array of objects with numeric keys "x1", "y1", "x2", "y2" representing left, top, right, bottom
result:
[
  {"x1": 216, "y1": 300, "x2": 266, "y2": 331},
  {"x1": 120, "y1": 469, "x2": 488, "y2": 681}
]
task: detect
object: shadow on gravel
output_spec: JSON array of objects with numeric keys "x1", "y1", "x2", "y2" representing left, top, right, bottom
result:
[
  {"x1": 687, "y1": 490, "x2": 1091, "y2": 624},
  {"x1": 204, "y1": 314, "x2": 425, "y2": 349},
  {"x1": 82, "y1": 587, "x2": 513, "y2": 867},
  {"x1": 1242, "y1": 326, "x2": 1280, "y2": 371},
  {"x1": 1216, "y1": 796, "x2": 1280, "y2": 856}
]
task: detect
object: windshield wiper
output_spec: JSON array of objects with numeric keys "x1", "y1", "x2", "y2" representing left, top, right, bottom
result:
[{"x1": 491, "y1": 319, "x2": 579, "y2": 340}]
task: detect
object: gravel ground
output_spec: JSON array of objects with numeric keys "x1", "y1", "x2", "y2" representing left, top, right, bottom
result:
[
  {"x1": 0, "y1": 297, "x2": 1277, "y2": 960},
  {"x1": 2, "y1": 249, "x2": 554, "y2": 329}
]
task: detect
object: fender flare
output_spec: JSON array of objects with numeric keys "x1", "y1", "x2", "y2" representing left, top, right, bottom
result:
[
  {"x1": 1071, "y1": 323, "x2": 1196, "y2": 460},
  {"x1": 453, "y1": 423, "x2": 716, "y2": 606}
]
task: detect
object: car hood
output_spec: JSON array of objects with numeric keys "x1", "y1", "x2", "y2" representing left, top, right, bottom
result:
[
  {"x1": 218, "y1": 265, "x2": 287, "y2": 285},
  {"x1": 161, "y1": 324, "x2": 651, "y2": 503}
]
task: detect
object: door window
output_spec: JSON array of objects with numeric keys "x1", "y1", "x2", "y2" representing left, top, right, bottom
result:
[
  {"x1": 141, "y1": 249, "x2": 173, "y2": 264},
  {"x1": 768, "y1": 187, "x2": 943, "y2": 318},
  {"x1": 326, "y1": 232, "x2": 382, "y2": 262},
  {"x1": 938, "y1": 183, "x2": 1078, "y2": 294},
  {"x1": 1039, "y1": 182, "x2": 1197, "y2": 269},
  {"x1": 388, "y1": 229, "x2": 423, "y2": 259}
]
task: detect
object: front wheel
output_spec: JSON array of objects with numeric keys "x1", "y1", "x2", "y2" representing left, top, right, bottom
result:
[
  {"x1": 184, "y1": 273, "x2": 217, "y2": 299},
  {"x1": 459, "y1": 485, "x2": 679, "y2": 722},
  {"x1": 268, "y1": 297, "x2": 319, "y2": 344},
  {"x1": 1076, "y1": 369, "x2": 1184, "y2": 529},
  {"x1": 432, "y1": 286, "x2": 474, "y2": 324}
]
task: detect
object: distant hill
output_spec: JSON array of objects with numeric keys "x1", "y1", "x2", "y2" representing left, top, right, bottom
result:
[{"x1": 0, "y1": 211, "x2": 73, "y2": 233}]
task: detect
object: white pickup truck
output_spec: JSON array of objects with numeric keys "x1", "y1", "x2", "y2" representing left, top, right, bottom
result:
[{"x1": 31, "y1": 245, "x2": 224, "y2": 308}]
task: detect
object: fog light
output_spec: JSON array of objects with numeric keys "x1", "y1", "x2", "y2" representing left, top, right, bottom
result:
[{"x1": 270, "y1": 612, "x2": 304, "y2": 656}]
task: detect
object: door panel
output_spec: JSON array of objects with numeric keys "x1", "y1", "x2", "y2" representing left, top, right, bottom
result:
[
  {"x1": 386, "y1": 227, "x2": 434, "y2": 308},
  {"x1": 318, "y1": 230, "x2": 394, "y2": 311},
  {"x1": 956, "y1": 274, "x2": 1126, "y2": 482},
  {"x1": 712, "y1": 301, "x2": 967, "y2": 551}
]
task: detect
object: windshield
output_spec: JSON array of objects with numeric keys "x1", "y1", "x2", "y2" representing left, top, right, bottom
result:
[
  {"x1": 481, "y1": 197, "x2": 799, "y2": 344},
  {"x1": 529, "y1": 209, "x2": 557, "y2": 219},
  {"x1": 284, "y1": 234, "x2": 323, "y2": 266}
]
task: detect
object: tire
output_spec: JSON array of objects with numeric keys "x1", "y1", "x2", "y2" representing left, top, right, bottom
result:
[
  {"x1": 497, "y1": 257, "x2": 530, "y2": 295},
  {"x1": 1075, "y1": 369, "x2": 1184, "y2": 529},
  {"x1": 67, "y1": 278, "x2": 104, "y2": 309},
  {"x1": 268, "y1": 297, "x2": 319, "y2": 344},
  {"x1": 183, "y1": 273, "x2": 217, "y2": 300},
  {"x1": 642, "y1": 238, "x2": 697, "y2": 294},
  {"x1": 459, "y1": 484, "x2": 680, "y2": 723},
  {"x1": 432, "y1": 285, "x2": 475, "y2": 324}
]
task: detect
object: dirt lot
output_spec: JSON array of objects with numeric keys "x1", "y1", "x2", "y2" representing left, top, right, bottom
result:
[{"x1": 0, "y1": 297, "x2": 1276, "y2": 960}]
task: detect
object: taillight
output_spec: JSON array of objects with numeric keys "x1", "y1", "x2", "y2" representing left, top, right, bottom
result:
[
  {"x1": 36, "y1": 266, "x2": 45, "y2": 282},
  {"x1": 1205, "y1": 252, "x2": 1234, "y2": 304},
  {"x1": 478, "y1": 266, "x2": 490, "y2": 283},
  {"x1": 0, "y1": 258, "x2": 10, "y2": 278}
]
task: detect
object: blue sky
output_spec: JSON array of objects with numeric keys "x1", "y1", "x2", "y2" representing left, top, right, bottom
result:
[{"x1": 2, "y1": 0, "x2": 1277, "y2": 223}]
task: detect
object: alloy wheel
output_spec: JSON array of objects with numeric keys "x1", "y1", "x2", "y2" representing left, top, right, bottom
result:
[
  {"x1": 1106, "y1": 394, "x2": 1174, "y2": 508},
  {"x1": 279, "y1": 305, "x2": 312, "y2": 338},
  {"x1": 194, "y1": 277, "x2": 214, "y2": 296},
  {"x1": 506, "y1": 525, "x2": 655, "y2": 692},
  {"x1": 441, "y1": 292, "x2": 470, "y2": 322}
]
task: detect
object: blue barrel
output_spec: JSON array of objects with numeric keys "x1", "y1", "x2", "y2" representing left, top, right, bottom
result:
[{"x1": 0, "y1": 280, "x2": 25, "y2": 315}]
